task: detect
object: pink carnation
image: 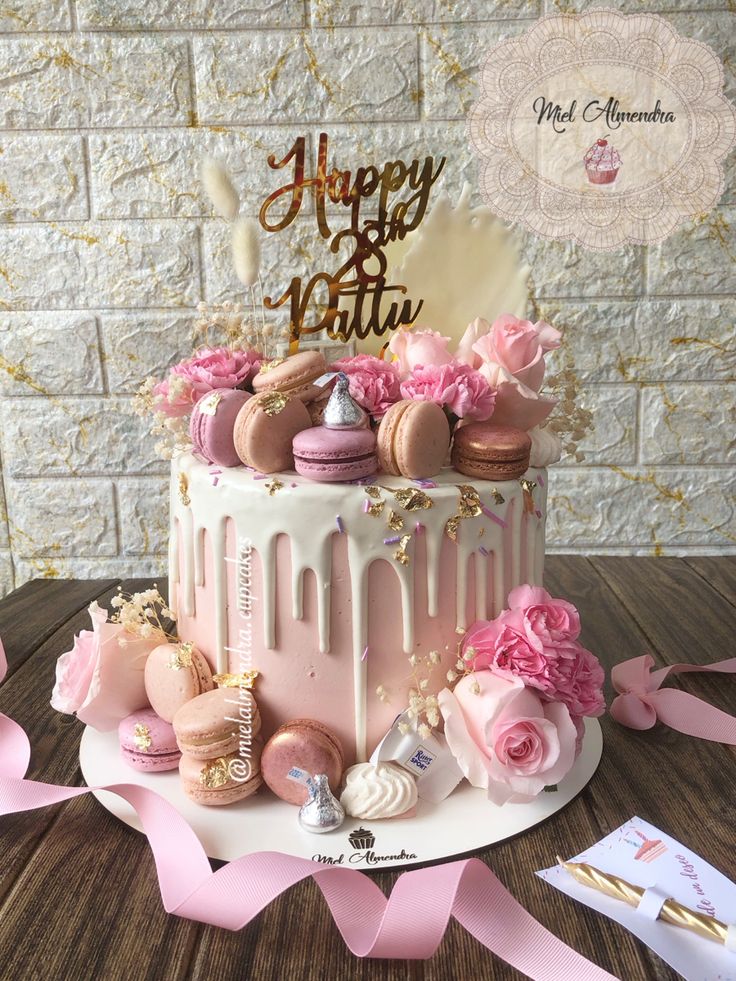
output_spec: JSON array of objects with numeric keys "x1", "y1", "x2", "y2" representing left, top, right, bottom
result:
[
  {"x1": 507, "y1": 584, "x2": 581, "y2": 644},
  {"x1": 549, "y1": 640, "x2": 606, "y2": 718},
  {"x1": 329, "y1": 354, "x2": 401, "y2": 418},
  {"x1": 399, "y1": 361, "x2": 496, "y2": 421},
  {"x1": 153, "y1": 347, "x2": 261, "y2": 418}
]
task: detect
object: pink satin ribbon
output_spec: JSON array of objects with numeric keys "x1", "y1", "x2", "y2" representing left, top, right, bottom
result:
[
  {"x1": 610, "y1": 654, "x2": 736, "y2": 743},
  {"x1": 0, "y1": 635, "x2": 616, "y2": 978}
]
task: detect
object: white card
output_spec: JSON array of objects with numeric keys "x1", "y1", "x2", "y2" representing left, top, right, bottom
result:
[{"x1": 538, "y1": 816, "x2": 736, "y2": 981}]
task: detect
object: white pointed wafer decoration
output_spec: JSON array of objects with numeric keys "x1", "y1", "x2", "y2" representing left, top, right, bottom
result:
[{"x1": 201, "y1": 156, "x2": 240, "y2": 220}]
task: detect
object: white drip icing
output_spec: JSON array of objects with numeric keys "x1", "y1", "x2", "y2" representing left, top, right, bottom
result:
[{"x1": 169, "y1": 454, "x2": 547, "y2": 761}]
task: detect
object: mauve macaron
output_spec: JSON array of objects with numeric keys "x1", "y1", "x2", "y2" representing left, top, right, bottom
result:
[
  {"x1": 173, "y1": 686, "x2": 261, "y2": 760},
  {"x1": 451, "y1": 422, "x2": 531, "y2": 481},
  {"x1": 261, "y1": 719, "x2": 344, "y2": 806},
  {"x1": 118, "y1": 707, "x2": 181, "y2": 772},
  {"x1": 377, "y1": 399, "x2": 450, "y2": 479},
  {"x1": 189, "y1": 388, "x2": 251, "y2": 467},
  {"x1": 292, "y1": 426, "x2": 378, "y2": 482},
  {"x1": 179, "y1": 746, "x2": 263, "y2": 806},
  {"x1": 144, "y1": 642, "x2": 215, "y2": 724},
  {"x1": 252, "y1": 351, "x2": 328, "y2": 403},
  {"x1": 233, "y1": 391, "x2": 311, "y2": 474}
]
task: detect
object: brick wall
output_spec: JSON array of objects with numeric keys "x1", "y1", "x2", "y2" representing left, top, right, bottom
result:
[{"x1": 0, "y1": 0, "x2": 734, "y2": 596}]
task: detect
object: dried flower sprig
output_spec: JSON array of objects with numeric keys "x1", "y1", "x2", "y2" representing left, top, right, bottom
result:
[
  {"x1": 109, "y1": 585, "x2": 177, "y2": 644},
  {"x1": 201, "y1": 156, "x2": 240, "y2": 220},
  {"x1": 545, "y1": 355, "x2": 594, "y2": 464},
  {"x1": 400, "y1": 648, "x2": 444, "y2": 737}
]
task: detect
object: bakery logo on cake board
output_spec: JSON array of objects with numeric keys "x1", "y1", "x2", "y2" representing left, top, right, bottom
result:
[
  {"x1": 468, "y1": 8, "x2": 736, "y2": 251},
  {"x1": 312, "y1": 827, "x2": 419, "y2": 867}
]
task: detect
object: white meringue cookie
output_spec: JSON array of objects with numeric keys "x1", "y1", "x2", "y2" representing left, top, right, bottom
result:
[
  {"x1": 340, "y1": 762, "x2": 418, "y2": 820},
  {"x1": 528, "y1": 426, "x2": 562, "y2": 468}
]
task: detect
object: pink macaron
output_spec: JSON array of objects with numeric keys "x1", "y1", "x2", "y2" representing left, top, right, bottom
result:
[
  {"x1": 233, "y1": 391, "x2": 312, "y2": 474},
  {"x1": 179, "y1": 747, "x2": 263, "y2": 806},
  {"x1": 377, "y1": 399, "x2": 450, "y2": 478},
  {"x1": 144, "y1": 642, "x2": 215, "y2": 724},
  {"x1": 261, "y1": 719, "x2": 344, "y2": 806},
  {"x1": 173, "y1": 686, "x2": 261, "y2": 760},
  {"x1": 189, "y1": 388, "x2": 251, "y2": 468},
  {"x1": 252, "y1": 351, "x2": 328, "y2": 403},
  {"x1": 292, "y1": 426, "x2": 378, "y2": 482},
  {"x1": 118, "y1": 707, "x2": 181, "y2": 772}
]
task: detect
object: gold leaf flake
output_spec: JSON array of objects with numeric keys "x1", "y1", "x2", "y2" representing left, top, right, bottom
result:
[
  {"x1": 133, "y1": 723, "x2": 152, "y2": 752},
  {"x1": 386, "y1": 509, "x2": 404, "y2": 531},
  {"x1": 213, "y1": 670, "x2": 260, "y2": 689},
  {"x1": 364, "y1": 485, "x2": 383, "y2": 500},
  {"x1": 258, "y1": 357, "x2": 286, "y2": 373},
  {"x1": 265, "y1": 478, "x2": 284, "y2": 496},
  {"x1": 366, "y1": 499, "x2": 385, "y2": 517},
  {"x1": 178, "y1": 473, "x2": 191, "y2": 507},
  {"x1": 168, "y1": 641, "x2": 193, "y2": 670},
  {"x1": 457, "y1": 484, "x2": 482, "y2": 518},
  {"x1": 519, "y1": 478, "x2": 537, "y2": 494},
  {"x1": 200, "y1": 757, "x2": 231, "y2": 789},
  {"x1": 394, "y1": 534, "x2": 411, "y2": 566},
  {"x1": 445, "y1": 515, "x2": 460, "y2": 541},
  {"x1": 199, "y1": 391, "x2": 224, "y2": 416},
  {"x1": 394, "y1": 488, "x2": 433, "y2": 511},
  {"x1": 491, "y1": 488, "x2": 505, "y2": 505},
  {"x1": 259, "y1": 391, "x2": 288, "y2": 416}
]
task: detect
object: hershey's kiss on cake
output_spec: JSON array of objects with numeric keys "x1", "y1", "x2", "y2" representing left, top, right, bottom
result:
[
  {"x1": 323, "y1": 372, "x2": 367, "y2": 430},
  {"x1": 298, "y1": 773, "x2": 345, "y2": 834}
]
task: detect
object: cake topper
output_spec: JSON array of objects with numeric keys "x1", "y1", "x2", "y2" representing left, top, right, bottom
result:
[{"x1": 258, "y1": 132, "x2": 445, "y2": 351}]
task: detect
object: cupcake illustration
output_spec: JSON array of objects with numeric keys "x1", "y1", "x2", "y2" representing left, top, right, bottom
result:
[
  {"x1": 348, "y1": 827, "x2": 375, "y2": 850},
  {"x1": 584, "y1": 137, "x2": 622, "y2": 185},
  {"x1": 632, "y1": 829, "x2": 667, "y2": 863}
]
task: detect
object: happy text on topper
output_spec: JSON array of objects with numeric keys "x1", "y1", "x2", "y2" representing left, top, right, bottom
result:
[{"x1": 258, "y1": 133, "x2": 445, "y2": 349}]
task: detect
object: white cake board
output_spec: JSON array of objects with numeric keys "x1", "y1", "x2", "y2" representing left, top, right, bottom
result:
[{"x1": 80, "y1": 718, "x2": 602, "y2": 870}]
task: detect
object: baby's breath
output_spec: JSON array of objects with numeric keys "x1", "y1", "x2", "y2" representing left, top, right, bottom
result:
[{"x1": 109, "y1": 585, "x2": 177, "y2": 643}]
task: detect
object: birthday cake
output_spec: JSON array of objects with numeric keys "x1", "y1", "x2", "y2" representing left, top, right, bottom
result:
[{"x1": 52, "y1": 139, "x2": 604, "y2": 826}]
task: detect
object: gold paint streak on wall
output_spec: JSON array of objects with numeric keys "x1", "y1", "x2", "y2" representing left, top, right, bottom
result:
[
  {"x1": 422, "y1": 29, "x2": 474, "y2": 105},
  {"x1": 671, "y1": 336, "x2": 733, "y2": 356}
]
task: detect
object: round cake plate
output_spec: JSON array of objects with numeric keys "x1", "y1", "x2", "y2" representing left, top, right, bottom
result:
[{"x1": 80, "y1": 719, "x2": 602, "y2": 871}]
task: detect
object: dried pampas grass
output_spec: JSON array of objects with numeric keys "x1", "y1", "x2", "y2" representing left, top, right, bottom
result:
[
  {"x1": 232, "y1": 217, "x2": 261, "y2": 288},
  {"x1": 201, "y1": 156, "x2": 240, "y2": 220}
]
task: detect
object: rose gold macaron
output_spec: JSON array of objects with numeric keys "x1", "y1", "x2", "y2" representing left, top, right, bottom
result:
[
  {"x1": 144, "y1": 642, "x2": 215, "y2": 724},
  {"x1": 261, "y1": 719, "x2": 344, "y2": 806},
  {"x1": 377, "y1": 399, "x2": 450, "y2": 479},
  {"x1": 233, "y1": 391, "x2": 311, "y2": 473},
  {"x1": 179, "y1": 745, "x2": 263, "y2": 806},
  {"x1": 252, "y1": 351, "x2": 328, "y2": 403},
  {"x1": 451, "y1": 422, "x2": 531, "y2": 481},
  {"x1": 172, "y1": 686, "x2": 261, "y2": 760}
]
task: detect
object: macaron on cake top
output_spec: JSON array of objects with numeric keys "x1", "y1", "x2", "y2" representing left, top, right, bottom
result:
[
  {"x1": 173, "y1": 686, "x2": 261, "y2": 760},
  {"x1": 252, "y1": 351, "x2": 328, "y2": 403},
  {"x1": 292, "y1": 426, "x2": 377, "y2": 483},
  {"x1": 377, "y1": 399, "x2": 451, "y2": 479},
  {"x1": 261, "y1": 719, "x2": 344, "y2": 806},
  {"x1": 189, "y1": 388, "x2": 251, "y2": 468},
  {"x1": 144, "y1": 641, "x2": 215, "y2": 724},
  {"x1": 179, "y1": 744, "x2": 263, "y2": 806},
  {"x1": 233, "y1": 390, "x2": 311, "y2": 474},
  {"x1": 118, "y1": 707, "x2": 181, "y2": 772},
  {"x1": 451, "y1": 422, "x2": 531, "y2": 481}
]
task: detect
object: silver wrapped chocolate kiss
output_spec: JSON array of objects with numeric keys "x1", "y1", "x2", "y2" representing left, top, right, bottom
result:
[
  {"x1": 323, "y1": 372, "x2": 367, "y2": 430},
  {"x1": 298, "y1": 773, "x2": 345, "y2": 834}
]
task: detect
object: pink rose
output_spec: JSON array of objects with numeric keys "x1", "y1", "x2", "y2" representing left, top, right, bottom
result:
[
  {"x1": 153, "y1": 346, "x2": 261, "y2": 418},
  {"x1": 439, "y1": 671, "x2": 577, "y2": 804},
  {"x1": 388, "y1": 329, "x2": 453, "y2": 377},
  {"x1": 330, "y1": 354, "x2": 401, "y2": 418},
  {"x1": 50, "y1": 602, "x2": 158, "y2": 731},
  {"x1": 470, "y1": 314, "x2": 561, "y2": 430},
  {"x1": 550, "y1": 640, "x2": 606, "y2": 718},
  {"x1": 507, "y1": 584, "x2": 581, "y2": 643},
  {"x1": 399, "y1": 361, "x2": 496, "y2": 421}
]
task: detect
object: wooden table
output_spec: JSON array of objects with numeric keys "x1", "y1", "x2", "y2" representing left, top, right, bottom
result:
[{"x1": 0, "y1": 557, "x2": 733, "y2": 980}]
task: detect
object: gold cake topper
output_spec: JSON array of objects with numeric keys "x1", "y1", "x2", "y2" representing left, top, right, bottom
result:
[{"x1": 258, "y1": 133, "x2": 445, "y2": 351}]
